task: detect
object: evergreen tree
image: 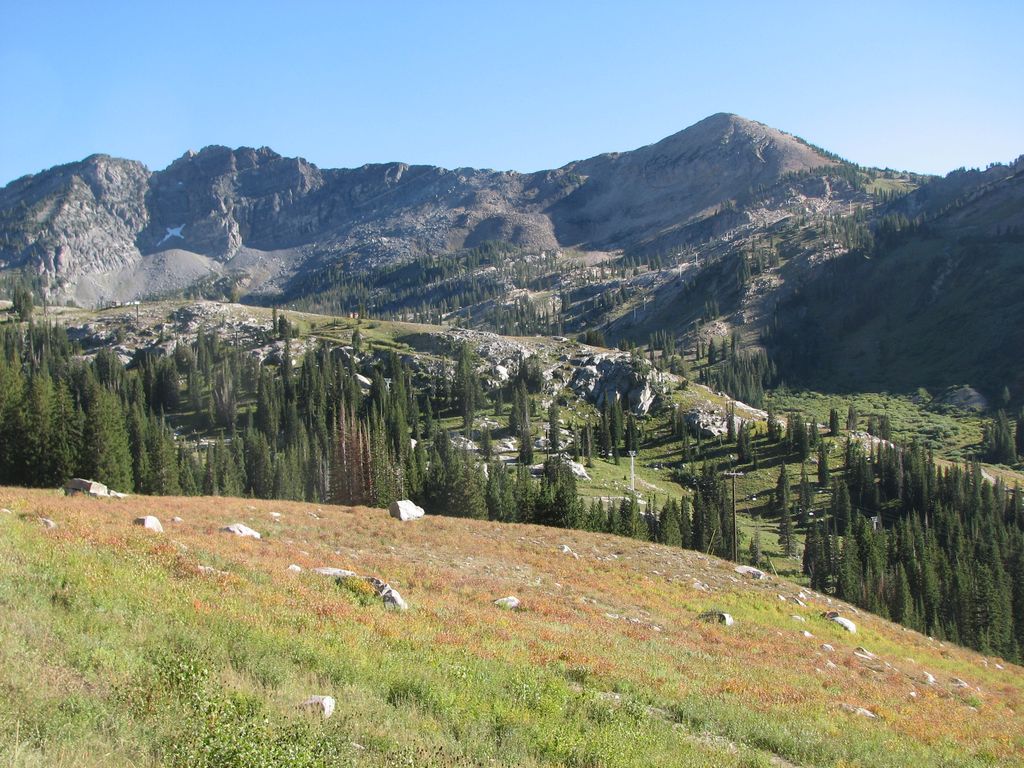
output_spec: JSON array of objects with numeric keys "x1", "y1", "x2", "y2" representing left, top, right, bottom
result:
[
  {"x1": 659, "y1": 498, "x2": 682, "y2": 546},
  {"x1": 829, "y1": 408, "x2": 841, "y2": 436},
  {"x1": 749, "y1": 525, "x2": 763, "y2": 568},
  {"x1": 817, "y1": 441, "x2": 830, "y2": 487},
  {"x1": 84, "y1": 384, "x2": 133, "y2": 491},
  {"x1": 830, "y1": 478, "x2": 852, "y2": 536},
  {"x1": 616, "y1": 494, "x2": 645, "y2": 539},
  {"x1": 548, "y1": 401, "x2": 561, "y2": 454},
  {"x1": 776, "y1": 465, "x2": 796, "y2": 557}
]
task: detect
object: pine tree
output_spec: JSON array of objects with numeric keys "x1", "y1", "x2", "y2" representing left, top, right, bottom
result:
[
  {"x1": 749, "y1": 525, "x2": 763, "y2": 568},
  {"x1": 798, "y1": 463, "x2": 812, "y2": 527},
  {"x1": 691, "y1": 489, "x2": 707, "y2": 552},
  {"x1": 617, "y1": 494, "x2": 645, "y2": 539},
  {"x1": 84, "y1": 384, "x2": 133, "y2": 491},
  {"x1": 659, "y1": 498, "x2": 682, "y2": 546},
  {"x1": 776, "y1": 465, "x2": 796, "y2": 557},
  {"x1": 548, "y1": 401, "x2": 561, "y2": 454},
  {"x1": 766, "y1": 405, "x2": 781, "y2": 443},
  {"x1": 599, "y1": 402, "x2": 612, "y2": 458},
  {"x1": 678, "y1": 497, "x2": 692, "y2": 549},
  {"x1": 831, "y1": 478, "x2": 852, "y2": 535},
  {"x1": 817, "y1": 441, "x2": 830, "y2": 487},
  {"x1": 829, "y1": 408, "x2": 841, "y2": 436}
]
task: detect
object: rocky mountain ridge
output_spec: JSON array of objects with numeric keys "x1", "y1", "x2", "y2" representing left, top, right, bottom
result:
[{"x1": 0, "y1": 114, "x2": 838, "y2": 306}]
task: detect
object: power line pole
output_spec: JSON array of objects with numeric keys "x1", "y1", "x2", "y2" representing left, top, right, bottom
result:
[
  {"x1": 628, "y1": 451, "x2": 637, "y2": 494},
  {"x1": 724, "y1": 465, "x2": 744, "y2": 562}
]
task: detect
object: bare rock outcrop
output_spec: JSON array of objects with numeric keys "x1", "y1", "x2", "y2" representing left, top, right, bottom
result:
[{"x1": 568, "y1": 353, "x2": 668, "y2": 416}]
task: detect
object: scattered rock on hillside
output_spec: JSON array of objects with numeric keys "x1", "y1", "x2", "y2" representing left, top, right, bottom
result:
[
  {"x1": 824, "y1": 613, "x2": 856, "y2": 633},
  {"x1": 684, "y1": 407, "x2": 737, "y2": 439},
  {"x1": 299, "y1": 695, "x2": 336, "y2": 719},
  {"x1": 734, "y1": 565, "x2": 767, "y2": 580},
  {"x1": 854, "y1": 647, "x2": 877, "y2": 660},
  {"x1": 389, "y1": 499, "x2": 425, "y2": 521},
  {"x1": 699, "y1": 610, "x2": 734, "y2": 626},
  {"x1": 312, "y1": 567, "x2": 358, "y2": 579},
  {"x1": 39, "y1": 517, "x2": 58, "y2": 529},
  {"x1": 922, "y1": 671, "x2": 936, "y2": 685},
  {"x1": 197, "y1": 565, "x2": 228, "y2": 576},
  {"x1": 683, "y1": 402, "x2": 764, "y2": 439},
  {"x1": 133, "y1": 515, "x2": 163, "y2": 533},
  {"x1": 494, "y1": 596, "x2": 521, "y2": 610},
  {"x1": 951, "y1": 677, "x2": 970, "y2": 688},
  {"x1": 64, "y1": 477, "x2": 126, "y2": 498},
  {"x1": 841, "y1": 704, "x2": 878, "y2": 719},
  {"x1": 287, "y1": 564, "x2": 302, "y2": 573},
  {"x1": 222, "y1": 522, "x2": 261, "y2": 539},
  {"x1": 172, "y1": 516, "x2": 183, "y2": 523},
  {"x1": 1, "y1": 508, "x2": 12, "y2": 514},
  {"x1": 559, "y1": 544, "x2": 579, "y2": 559},
  {"x1": 364, "y1": 577, "x2": 408, "y2": 610},
  {"x1": 565, "y1": 460, "x2": 591, "y2": 480}
]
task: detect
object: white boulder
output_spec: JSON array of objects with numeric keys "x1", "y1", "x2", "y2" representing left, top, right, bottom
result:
[
  {"x1": 299, "y1": 695, "x2": 336, "y2": 719},
  {"x1": 734, "y1": 565, "x2": 767, "y2": 580},
  {"x1": 389, "y1": 499, "x2": 425, "y2": 521},
  {"x1": 313, "y1": 567, "x2": 358, "y2": 579},
  {"x1": 133, "y1": 515, "x2": 164, "y2": 533},
  {"x1": 494, "y1": 596, "x2": 521, "y2": 610},
  {"x1": 222, "y1": 523, "x2": 261, "y2": 539},
  {"x1": 566, "y1": 460, "x2": 590, "y2": 480},
  {"x1": 830, "y1": 616, "x2": 857, "y2": 633}
]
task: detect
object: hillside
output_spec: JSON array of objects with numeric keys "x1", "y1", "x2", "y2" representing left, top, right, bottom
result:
[
  {"x1": 2, "y1": 486, "x2": 1022, "y2": 767},
  {"x1": 760, "y1": 158, "x2": 1024, "y2": 394}
]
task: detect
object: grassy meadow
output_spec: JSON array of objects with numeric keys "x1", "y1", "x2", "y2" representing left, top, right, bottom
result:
[{"x1": 1, "y1": 487, "x2": 1022, "y2": 767}]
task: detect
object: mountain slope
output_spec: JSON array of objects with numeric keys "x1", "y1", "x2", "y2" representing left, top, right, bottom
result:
[
  {"x1": 550, "y1": 113, "x2": 835, "y2": 247},
  {"x1": 763, "y1": 158, "x2": 1024, "y2": 393},
  {"x1": 0, "y1": 114, "x2": 837, "y2": 306},
  {"x1": 1, "y1": 487, "x2": 1021, "y2": 767}
]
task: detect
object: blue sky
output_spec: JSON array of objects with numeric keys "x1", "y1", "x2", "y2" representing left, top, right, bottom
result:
[{"x1": 1, "y1": 1, "x2": 1021, "y2": 184}]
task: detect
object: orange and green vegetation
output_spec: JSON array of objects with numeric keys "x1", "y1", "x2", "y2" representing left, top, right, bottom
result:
[{"x1": 2, "y1": 487, "x2": 1022, "y2": 767}]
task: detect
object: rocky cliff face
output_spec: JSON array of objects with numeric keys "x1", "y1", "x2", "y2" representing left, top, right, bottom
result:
[
  {"x1": 0, "y1": 114, "x2": 836, "y2": 306},
  {"x1": 0, "y1": 155, "x2": 150, "y2": 287}
]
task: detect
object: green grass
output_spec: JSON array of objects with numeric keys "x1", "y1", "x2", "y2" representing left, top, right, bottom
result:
[{"x1": 3, "y1": 488, "x2": 1022, "y2": 767}]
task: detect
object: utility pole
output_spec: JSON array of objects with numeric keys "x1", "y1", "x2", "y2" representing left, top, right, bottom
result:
[
  {"x1": 724, "y1": 462, "x2": 744, "y2": 562},
  {"x1": 628, "y1": 451, "x2": 637, "y2": 494}
]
